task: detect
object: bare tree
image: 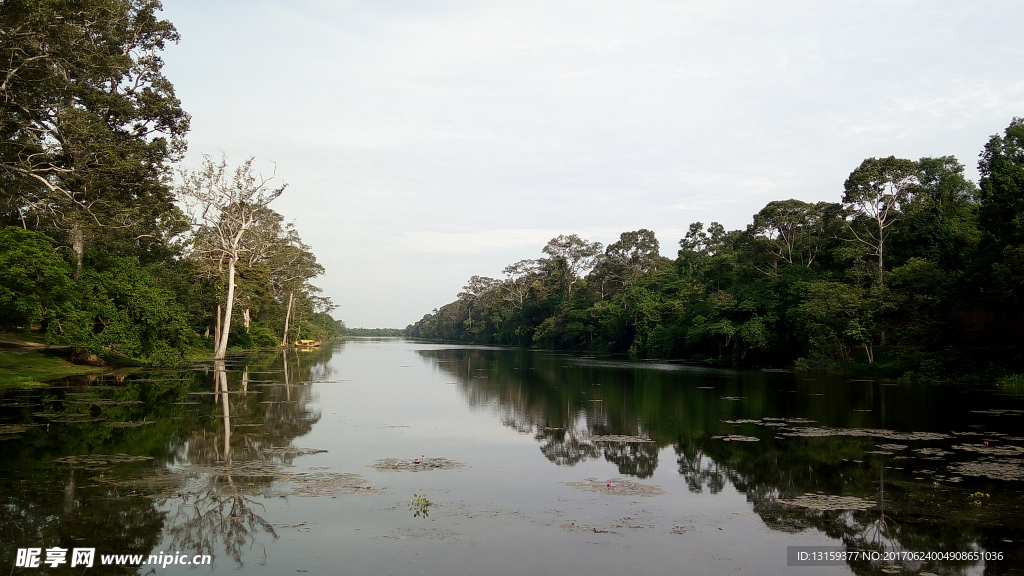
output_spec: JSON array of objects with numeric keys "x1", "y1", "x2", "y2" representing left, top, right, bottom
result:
[{"x1": 179, "y1": 154, "x2": 286, "y2": 360}]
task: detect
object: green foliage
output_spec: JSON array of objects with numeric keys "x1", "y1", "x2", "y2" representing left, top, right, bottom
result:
[
  {"x1": 408, "y1": 120, "x2": 1024, "y2": 379},
  {"x1": 0, "y1": 227, "x2": 73, "y2": 329},
  {"x1": 53, "y1": 253, "x2": 196, "y2": 363}
]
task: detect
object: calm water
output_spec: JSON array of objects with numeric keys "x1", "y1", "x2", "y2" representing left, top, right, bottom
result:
[{"x1": 1, "y1": 338, "x2": 1023, "y2": 575}]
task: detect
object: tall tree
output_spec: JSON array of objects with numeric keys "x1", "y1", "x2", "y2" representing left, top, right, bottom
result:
[
  {"x1": 842, "y1": 157, "x2": 920, "y2": 284},
  {"x1": 746, "y1": 200, "x2": 840, "y2": 274},
  {"x1": 179, "y1": 155, "x2": 286, "y2": 360},
  {"x1": 977, "y1": 118, "x2": 1024, "y2": 300},
  {"x1": 542, "y1": 234, "x2": 602, "y2": 298},
  {"x1": 0, "y1": 0, "x2": 189, "y2": 274}
]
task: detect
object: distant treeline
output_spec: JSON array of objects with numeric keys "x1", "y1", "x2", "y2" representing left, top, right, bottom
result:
[
  {"x1": 0, "y1": 1, "x2": 338, "y2": 363},
  {"x1": 407, "y1": 118, "x2": 1024, "y2": 379},
  {"x1": 343, "y1": 327, "x2": 405, "y2": 337}
]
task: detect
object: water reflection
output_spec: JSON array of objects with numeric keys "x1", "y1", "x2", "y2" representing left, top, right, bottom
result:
[
  {"x1": 0, "y1": 343, "x2": 338, "y2": 569},
  {"x1": 421, "y1": 347, "x2": 1024, "y2": 575}
]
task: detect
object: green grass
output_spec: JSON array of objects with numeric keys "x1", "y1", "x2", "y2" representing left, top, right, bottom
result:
[{"x1": 0, "y1": 348, "x2": 103, "y2": 388}]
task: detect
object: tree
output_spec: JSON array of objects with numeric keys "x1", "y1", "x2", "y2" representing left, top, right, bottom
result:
[
  {"x1": 500, "y1": 259, "x2": 540, "y2": 312},
  {"x1": 745, "y1": 200, "x2": 841, "y2": 274},
  {"x1": 179, "y1": 155, "x2": 286, "y2": 360},
  {"x1": 0, "y1": 226, "x2": 72, "y2": 330},
  {"x1": 842, "y1": 157, "x2": 920, "y2": 284},
  {"x1": 542, "y1": 234, "x2": 603, "y2": 298},
  {"x1": 597, "y1": 229, "x2": 661, "y2": 292},
  {"x1": 0, "y1": 0, "x2": 190, "y2": 275},
  {"x1": 977, "y1": 118, "x2": 1024, "y2": 299}
]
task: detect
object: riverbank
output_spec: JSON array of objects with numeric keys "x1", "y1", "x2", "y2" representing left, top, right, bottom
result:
[{"x1": 0, "y1": 335, "x2": 105, "y2": 387}]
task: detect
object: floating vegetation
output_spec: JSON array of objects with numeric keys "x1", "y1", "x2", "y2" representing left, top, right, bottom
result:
[
  {"x1": 105, "y1": 421, "x2": 154, "y2": 428},
  {"x1": 671, "y1": 526, "x2": 694, "y2": 535},
  {"x1": 970, "y1": 409, "x2": 1024, "y2": 416},
  {"x1": 915, "y1": 447, "x2": 953, "y2": 457},
  {"x1": 952, "y1": 444, "x2": 1024, "y2": 456},
  {"x1": 261, "y1": 447, "x2": 328, "y2": 455},
  {"x1": 54, "y1": 453, "x2": 154, "y2": 466},
  {"x1": 778, "y1": 427, "x2": 949, "y2": 441},
  {"x1": 285, "y1": 472, "x2": 377, "y2": 497},
  {"x1": 0, "y1": 423, "x2": 35, "y2": 435},
  {"x1": 588, "y1": 435, "x2": 656, "y2": 444},
  {"x1": 91, "y1": 470, "x2": 181, "y2": 496},
  {"x1": 723, "y1": 417, "x2": 816, "y2": 426},
  {"x1": 777, "y1": 494, "x2": 876, "y2": 511},
  {"x1": 876, "y1": 444, "x2": 908, "y2": 451},
  {"x1": 32, "y1": 411, "x2": 89, "y2": 419},
  {"x1": 182, "y1": 460, "x2": 289, "y2": 478},
  {"x1": 563, "y1": 477, "x2": 664, "y2": 497},
  {"x1": 948, "y1": 460, "x2": 1024, "y2": 481},
  {"x1": 372, "y1": 457, "x2": 465, "y2": 472},
  {"x1": 711, "y1": 434, "x2": 760, "y2": 442},
  {"x1": 560, "y1": 522, "x2": 611, "y2": 533},
  {"x1": 863, "y1": 450, "x2": 893, "y2": 455},
  {"x1": 67, "y1": 399, "x2": 142, "y2": 406}
]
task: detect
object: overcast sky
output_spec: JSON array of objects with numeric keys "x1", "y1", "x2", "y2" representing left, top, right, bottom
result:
[{"x1": 160, "y1": 0, "x2": 1024, "y2": 328}]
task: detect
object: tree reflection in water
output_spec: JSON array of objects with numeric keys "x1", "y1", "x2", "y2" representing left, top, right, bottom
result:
[
  {"x1": 423, "y1": 347, "x2": 1024, "y2": 575},
  {"x1": 158, "y1": 347, "x2": 332, "y2": 566}
]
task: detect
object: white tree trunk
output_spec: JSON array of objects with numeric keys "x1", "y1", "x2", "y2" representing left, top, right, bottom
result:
[
  {"x1": 214, "y1": 304, "x2": 222, "y2": 354},
  {"x1": 281, "y1": 291, "x2": 294, "y2": 346},
  {"x1": 215, "y1": 257, "x2": 238, "y2": 360}
]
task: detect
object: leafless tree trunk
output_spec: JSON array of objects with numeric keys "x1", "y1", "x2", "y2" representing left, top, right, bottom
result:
[
  {"x1": 216, "y1": 257, "x2": 238, "y2": 359},
  {"x1": 214, "y1": 304, "x2": 222, "y2": 355},
  {"x1": 281, "y1": 291, "x2": 294, "y2": 346}
]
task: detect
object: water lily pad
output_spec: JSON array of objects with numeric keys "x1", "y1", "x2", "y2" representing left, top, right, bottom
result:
[
  {"x1": 711, "y1": 434, "x2": 760, "y2": 442},
  {"x1": 777, "y1": 494, "x2": 876, "y2": 511},
  {"x1": 55, "y1": 453, "x2": 154, "y2": 466},
  {"x1": 947, "y1": 460, "x2": 1024, "y2": 481},
  {"x1": 588, "y1": 434, "x2": 656, "y2": 444},
  {"x1": 372, "y1": 457, "x2": 465, "y2": 472},
  {"x1": 563, "y1": 477, "x2": 664, "y2": 497},
  {"x1": 261, "y1": 447, "x2": 328, "y2": 455}
]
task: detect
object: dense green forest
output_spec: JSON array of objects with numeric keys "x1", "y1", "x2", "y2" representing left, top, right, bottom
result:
[
  {"x1": 408, "y1": 120, "x2": 1024, "y2": 380},
  {"x1": 0, "y1": 0, "x2": 337, "y2": 364}
]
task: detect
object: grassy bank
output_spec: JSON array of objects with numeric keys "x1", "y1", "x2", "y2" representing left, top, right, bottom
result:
[
  {"x1": 0, "y1": 349, "x2": 104, "y2": 387},
  {"x1": 0, "y1": 334, "x2": 105, "y2": 387}
]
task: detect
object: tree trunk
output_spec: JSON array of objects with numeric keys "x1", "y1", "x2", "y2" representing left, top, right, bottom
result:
[
  {"x1": 243, "y1": 308, "x2": 251, "y2": 332},
  {"x1": 71, "y1": 222, "x2": 84, "y2": 280},
  {"x1": 281, "y1": 291, "x2": 294, "y2": 346},
  {"x1": 215, "y1": 257, "x2": 237, "y2": 360},
  {"x1": 214, "y1": 304, "x2": 222, "y2": 353}
]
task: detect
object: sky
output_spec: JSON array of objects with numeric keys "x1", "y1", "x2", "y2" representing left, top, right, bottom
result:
[{"x1": 159, "y1": 0, "x2": 1024, "y2": 328}]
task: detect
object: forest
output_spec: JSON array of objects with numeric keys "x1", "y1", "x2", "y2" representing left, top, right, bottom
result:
[
  {"x1": 0, "y1": 0, "x2": 338, "y2": 365},
  {"x1": 407, "y1": 121, "x2": 1024, "y2": 380}
]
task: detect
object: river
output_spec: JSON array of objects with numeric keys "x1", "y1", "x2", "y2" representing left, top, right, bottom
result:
[{"x1": 1, "y1": 338, "x2": 1022, "y2": 575}]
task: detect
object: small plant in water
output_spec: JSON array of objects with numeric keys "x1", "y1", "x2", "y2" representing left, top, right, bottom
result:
[{"x1": 409, "y1": 493, "x2": 431, "y2": 518}]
